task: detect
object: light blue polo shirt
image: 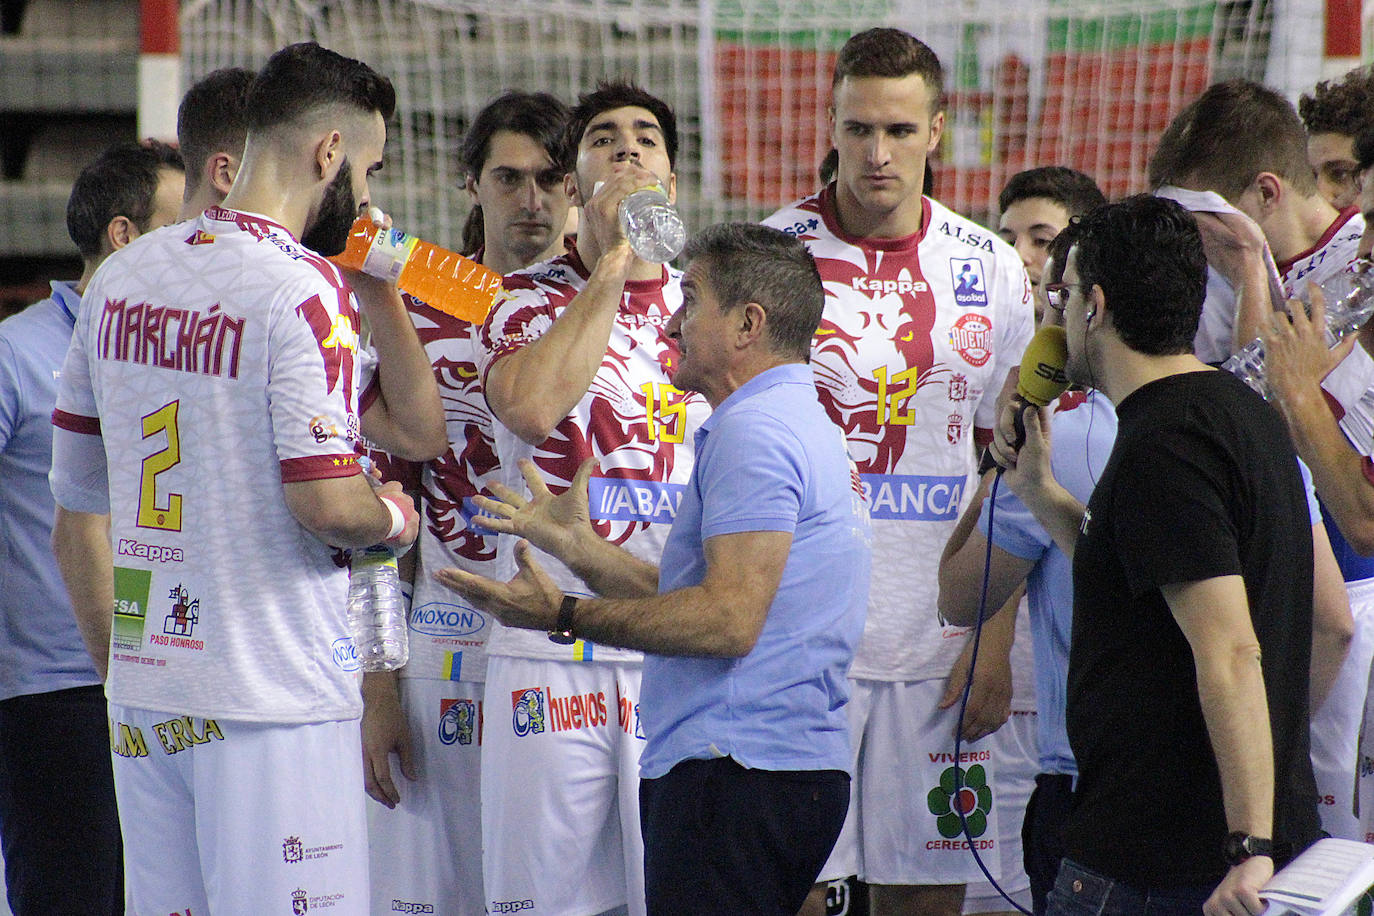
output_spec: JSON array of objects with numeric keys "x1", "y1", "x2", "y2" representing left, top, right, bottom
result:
[
  {"x1": 0, "y1": 281, "x2": 102, "y2": 701},
  {"x1": 978, "y1": 390, "x2": 1117, "y2": 777},
  {"x1": 638, "y1": 362, "x2": 872, "y2": 779}
]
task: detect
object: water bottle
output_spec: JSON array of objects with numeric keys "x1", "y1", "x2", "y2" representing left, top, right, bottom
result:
[
  {"x1": 1223, "y1": 262, "x2": 1374, "y2": 400},
  {"x1": 344, "y1": 459, "x2": 410, "y2": 671},
  {"x1": 618, "y1": 183, "x2": 687, "y2": 263},
  {"x1": 346, "y1": 543, "x2": 409, "y2": 671},
  {"x1": 329, "y1": 212, "x2": 502, "y2": 323}
]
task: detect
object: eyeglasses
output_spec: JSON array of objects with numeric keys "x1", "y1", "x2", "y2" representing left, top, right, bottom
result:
[{"x1": 1044, "y1": 282, "x2": 1073, "y2": 313}]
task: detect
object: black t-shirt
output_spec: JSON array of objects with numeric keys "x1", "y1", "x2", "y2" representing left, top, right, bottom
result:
[{"x1": 1065, "y1": 369, "x2": 1320, "y2": 889}]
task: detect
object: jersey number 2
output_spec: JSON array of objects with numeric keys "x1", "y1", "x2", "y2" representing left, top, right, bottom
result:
[{"x1": 138, "y1": 401, "x2": 183, "y2": 531}]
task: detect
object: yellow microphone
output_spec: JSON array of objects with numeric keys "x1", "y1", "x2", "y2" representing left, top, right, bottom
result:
[{"x1": 978, "y1": 325, "x2": 1070, "y2": 474}]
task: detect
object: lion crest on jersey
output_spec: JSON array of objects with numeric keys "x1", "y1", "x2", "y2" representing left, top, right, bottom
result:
[
  {"x1": 812, "y1": 251, "x2": 940, "y2": 475},
  {"x1": 439, "y1": 698, "x2": 477, "y2": 746},
  {"x1": 403, "y1": 296, "x2": 502, "y2": 565},
  {"x1": 511, "y1": 688, "x2": 546, "y2": 737}
]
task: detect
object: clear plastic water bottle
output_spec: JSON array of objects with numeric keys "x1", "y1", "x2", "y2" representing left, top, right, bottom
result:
[
  {"x1": 1223, "y1": 262, "x2": 1374, "y2": 400},
  {"x1": 346, "y1": 543, "x2": 409, "y2": 671},
  {"x1": 618, "y1": 183, "x2": 686, "y2": 263}
]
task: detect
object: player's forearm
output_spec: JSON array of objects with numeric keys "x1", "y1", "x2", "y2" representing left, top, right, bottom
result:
[
  {"x1": 1310, "y1": 521, "x2": 1353, "y2": 712},
  {"x1": 486, "y1": 246, "x2": 635, "y2": 444},
  {"x1": 283, "y1": 474, "x2": 407, "y2": 548},
  {"x1": 939, "y1": 473, "x2": 1000, "y2": 626},
  {"x1": 1230, "y1": 257, "x2": 1277, "y2": 353},
  {"x1": 362, "y1": 669, "x2": 401, "y2": 700},
  {"x1": 51, "y1": 507, "x2": 114, "y2": 680},
  {"x1": 1280, "y1": 384, "x2": 1374, "y2": 553},
  {"x1": 1010, "y1": 477, "x2": 1084, "y2": 560},
  {"x1": 358, "y1": 287, "x2": 445, "y2": 460}
]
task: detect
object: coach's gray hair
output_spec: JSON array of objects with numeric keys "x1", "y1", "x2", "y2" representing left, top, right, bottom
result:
[{"x1": 683, "y1": 222, "x2": 824, "y2": 361}]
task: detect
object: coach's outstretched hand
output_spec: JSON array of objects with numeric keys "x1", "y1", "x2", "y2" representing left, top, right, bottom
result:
[
  {"x1": 470, "y1": 457, "x2": 597, "y2": 566},
  {"x1": 437, "y1": 540, "x2": 563, "y2": 633}
]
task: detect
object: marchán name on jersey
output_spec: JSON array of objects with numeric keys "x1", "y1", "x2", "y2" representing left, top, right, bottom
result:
[{"x1": 97, "y1": 298, "x2": 245, "y2": 379}]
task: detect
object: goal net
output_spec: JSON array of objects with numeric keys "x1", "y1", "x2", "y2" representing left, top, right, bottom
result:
[{"x1": 180, "y1": 0, "x2": 1284, "y2": 244}]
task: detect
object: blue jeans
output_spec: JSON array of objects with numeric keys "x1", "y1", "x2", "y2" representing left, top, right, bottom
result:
[{"x1": 1046, "y1": 859, "x2": 1215, "y2": 916}]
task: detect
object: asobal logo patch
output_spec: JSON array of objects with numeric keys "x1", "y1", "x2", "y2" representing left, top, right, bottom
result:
[
  {"x1": 926, "y1": 764, "x2": 992, "y2": 839},
  {"x1": 112, "y1": 566, "x2": 152, "y2": 651}
]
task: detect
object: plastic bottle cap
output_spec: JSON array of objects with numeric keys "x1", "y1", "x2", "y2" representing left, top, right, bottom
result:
[{"x1": 369, "y1": 206, "x2": 384, "y2": 224}]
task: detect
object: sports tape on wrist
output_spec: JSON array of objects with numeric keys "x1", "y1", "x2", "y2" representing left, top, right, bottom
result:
[{"x1": 381, "y1": 495, "x2": 406, "y2": 540}]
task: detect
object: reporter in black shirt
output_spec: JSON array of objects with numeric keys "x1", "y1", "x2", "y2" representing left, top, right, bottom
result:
[{"x1": 986, "y1": 195, "x2": 1321, "y2": 916}]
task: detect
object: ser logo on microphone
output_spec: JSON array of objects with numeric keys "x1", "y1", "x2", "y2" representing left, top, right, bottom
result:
[{"x1": 1033, "y1": 361, "x2": 1069, "y2": 387}]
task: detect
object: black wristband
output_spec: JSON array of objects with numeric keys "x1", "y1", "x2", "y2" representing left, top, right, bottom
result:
[{"x1": 548, "y1": 594, "x2": 578, "y2": 645}]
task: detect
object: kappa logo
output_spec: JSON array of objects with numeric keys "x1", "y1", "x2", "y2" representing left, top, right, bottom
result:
[
  {"x1": 511, "y1": 688, "x2": 546, "y2": 737},
  {"x1": 438, "y1": 698, "x2": 478, "y2": 746},
  {"x1": 283, "y1": 836, "x2": 303, "y2": 864},
  {"x1": 949, "y1": 313, "x2": 992, "y2": 367},
  {"x1": 492, "y1": 900, "x2": 534, "y2": 914},
  {"x1": 950, "y1": 258, "x2": 988, "y2": 308},
  {"x1": 117, "y1": 538, "x2": 183, "y2": 564},
  {"x1": 850, "y1": 276, "x2": 929, "y2": 297}
]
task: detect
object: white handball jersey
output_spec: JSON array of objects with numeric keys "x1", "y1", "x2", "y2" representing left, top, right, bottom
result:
[
  {"x1": 765, "y1": 187, "x2": 1034, "y2": 681},
  {"x1": 401, "y1": 292, "x2": 500, "y2": 684},
  {"x1": 52, "y1": 207, "x2": 370, "y2": 723},
  {"x1": 1280, "y1": 207, "x2": 1364, "y2": 298},
  {"x1": 478, "y1": 250, "x2": 710, "y2": 663},
  {"x1": 1281, "y1": 208, "x2": 1374, "y2": 456}
]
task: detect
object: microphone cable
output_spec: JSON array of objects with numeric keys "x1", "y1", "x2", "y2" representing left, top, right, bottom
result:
[{"x1": 950, "y1": 467, "x2": 1033, "y2": 916}]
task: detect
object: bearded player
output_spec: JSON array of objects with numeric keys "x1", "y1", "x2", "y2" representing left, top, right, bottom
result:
[{"x1": 50, "y1": 43, "x2": 442, "y2": 914}]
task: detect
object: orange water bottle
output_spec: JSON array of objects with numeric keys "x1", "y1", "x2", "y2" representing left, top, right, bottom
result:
[{"x1": 331, "y1": 216, "x2": 503, "y2": 323}]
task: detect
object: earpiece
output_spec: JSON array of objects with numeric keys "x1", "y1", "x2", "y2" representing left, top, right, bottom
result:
[{"x1": 1085, "y1": 309, "x2": 1096, "y2": 322}]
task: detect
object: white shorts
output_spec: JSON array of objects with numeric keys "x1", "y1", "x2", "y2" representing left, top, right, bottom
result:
[
  {"x1": 367, "y1": 678, "x2": 484, "y2": 916},
  {"x1": 820, "y1": 678, "x2": 1005, "y2": 886},
  {"x1": 481, "y1": 657, "x2": 646, "y2": 916},
  {"x1": 963, "y1": 709, "x2": 1036, "y2": 914},
  {"x1": 1312, "y1": 578, "x2": 1374, "y2": 839},
  {"x1": 108, "y1": 703, "x2": 367, "y2": 915}
]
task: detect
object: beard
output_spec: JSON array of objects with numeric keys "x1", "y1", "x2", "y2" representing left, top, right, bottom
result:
[{"x1": 302, "y1": 158, "x2": 357, "y2": 256}]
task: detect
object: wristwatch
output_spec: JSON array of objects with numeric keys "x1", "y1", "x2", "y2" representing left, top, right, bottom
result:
[
  {"x1": 1223, "y1": 832, "x2": 1274, "y2": 866},
  {"x1": 548, "y1": 594, "x2": 578, "y2": 645}
]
